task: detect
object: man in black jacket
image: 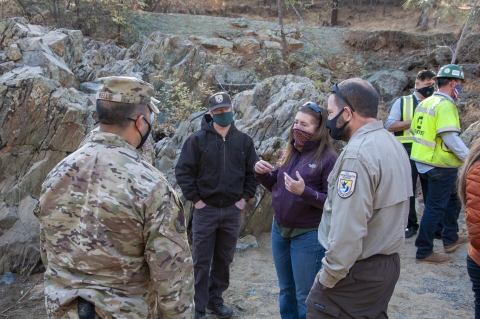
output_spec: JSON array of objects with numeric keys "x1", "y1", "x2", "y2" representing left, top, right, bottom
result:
[{"x1": 175, "y1": 92, "x2": 259, "y2": 319}]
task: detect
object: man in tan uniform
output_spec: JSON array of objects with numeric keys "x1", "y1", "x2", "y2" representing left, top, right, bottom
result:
[
  {"x1": 36, "y1": 76, "x2": 194, "y2": 319},
  {"x1": 306, "y1": 78, "x2": 412, "y2": 318}
]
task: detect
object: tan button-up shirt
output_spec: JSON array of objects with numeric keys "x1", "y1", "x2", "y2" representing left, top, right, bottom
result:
[{"x1": 318, "y1": 120, "x2": 412, "y2": 288}]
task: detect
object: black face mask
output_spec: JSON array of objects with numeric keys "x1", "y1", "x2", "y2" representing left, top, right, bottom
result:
[
  {"x1": 326, "y1": 109, "x2": 349, "y2": 141},
  {"x1": 129, "y1": 116, "x2": 152, "y2": 149},
  {"x1": 416, "y1": 85, "x2": 435, "y2": 99}
]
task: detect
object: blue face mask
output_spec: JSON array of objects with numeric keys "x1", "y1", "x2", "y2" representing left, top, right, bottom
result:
[
  {"x1": 455, "y1": 84, "x2": 462, "y2": 94},
  {"x1": 213, "y1": 111, "x2": 234, "y2": 127},
  {"x1": 453, "y1": 84, "x2": 462, "y2": 99}
]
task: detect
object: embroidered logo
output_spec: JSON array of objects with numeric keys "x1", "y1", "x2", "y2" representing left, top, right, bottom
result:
[
  {"x1": 309, "y1": 163, "x2": 316, "y2": 169},
  {"x1": 215, "y1": 95, "x2": 223, "y2": 103},
  {"x1": 337, "y1": 170, "x2": 357, "y2": 198}
]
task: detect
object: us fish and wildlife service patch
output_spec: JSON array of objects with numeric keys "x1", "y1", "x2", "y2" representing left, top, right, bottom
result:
[{"x1": 337, "y1": 171, "x2": 357, "y2": 198}]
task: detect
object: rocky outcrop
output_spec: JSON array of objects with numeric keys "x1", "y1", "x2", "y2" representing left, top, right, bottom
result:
[
  {"x1": 0, "y1": 66, "x2": 93, "y2": 275},
  {"x1": 462, "y1": 121, "x2": 480, "y2": 148},
  {"x1": 233, "y1": 38, "x2": 261, "y2": 53},
  {"x1": 0, "y1": 18, "x2": 84, "y2": 88},
  {"x1": 155, "y1": 75, "x2": 326, "y2": 237},
  {"x1": 346, "y1": 30, "x2": 456, "y2": 53},
  {"x1": 367, "y1": 70, "x2": 408, "y2": 104}
]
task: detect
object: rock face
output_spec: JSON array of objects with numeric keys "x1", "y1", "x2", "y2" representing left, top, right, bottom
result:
[
  {"x1": 0, "y1": 67, "x2": 93, "y2": 275},
  {"x1": 462, "y1": 121, "x2": 480, "y2": 148},
  {"x1": 0, "y1": 18, "x2": 84, "y2": 89},
  {"x1": 233, "y1": 38, "x2": 261, "y2": 53},
  {"x1": 0, "y1": 18, "x2": 96, "y2": 275},
  {"x1": 156, "y1": 75, "x2": 326, "y2": 237},
  {"x1": 367, "y1": 70, "x2": 408, "y2": 104}
]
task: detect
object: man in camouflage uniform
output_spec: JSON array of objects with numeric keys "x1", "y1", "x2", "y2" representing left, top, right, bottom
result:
[
  {"x1": 80, "y1": 127, "x2": 155, "y2": 164},
  {"x1": 36, "y1": 76, "x2": 194, "y2": 319}
]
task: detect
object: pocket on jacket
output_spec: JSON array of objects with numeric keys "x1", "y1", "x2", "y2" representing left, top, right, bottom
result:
[{"x1": 226, "y1": 150, "x2": 246, "y2": 192}]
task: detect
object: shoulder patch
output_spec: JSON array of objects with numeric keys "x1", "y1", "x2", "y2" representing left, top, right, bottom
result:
[{"x1": 337, "y1": 171, "x2": 357, "y2": 198}]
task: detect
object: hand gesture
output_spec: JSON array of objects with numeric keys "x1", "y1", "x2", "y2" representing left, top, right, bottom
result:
[
  {"x1": 255, "y1": 160, "x2": 274, "y2": 174},
  {"x1": 284, "y1": 171, "x2": 305, "y2": 196}
]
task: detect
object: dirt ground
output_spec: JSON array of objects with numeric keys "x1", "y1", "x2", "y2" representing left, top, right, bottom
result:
[{"x1": 0, "y1": 207, "x2": 473, "y2": 319}]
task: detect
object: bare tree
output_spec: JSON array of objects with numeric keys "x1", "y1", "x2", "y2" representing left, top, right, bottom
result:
[
  {"x1": 277, "y1": 0, "x2": 288, "y2": 72},
  {"x1": 331, "y1": 0, "x2": 339, "y2": 26},
  {"x1": 452, "y1": 0, "x2": 479, "y2": 63}
]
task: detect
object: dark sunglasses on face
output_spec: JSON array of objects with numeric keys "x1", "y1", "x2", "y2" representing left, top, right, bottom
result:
[{"x1": 331, "y1": 83, "x2": 355, "y2": 112}]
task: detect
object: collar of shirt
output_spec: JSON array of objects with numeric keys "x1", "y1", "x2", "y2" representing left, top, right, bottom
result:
[
  {"x1": 349, "y1": 120, "x2": 384, "y2": 142},
  {"x1": 89, "y1": 131, "x2": 139, "y2": 152},
  {"x1": 412, "y1": 92, "x2": 421, "y2": 102},
  {"x1": 433, "y1": 91, "x2": 454, "y2": 103}
]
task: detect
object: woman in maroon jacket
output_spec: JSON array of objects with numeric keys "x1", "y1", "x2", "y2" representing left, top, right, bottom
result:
[
  {"x1": 458, "y1": 138, "x2": 480, "y2": 319},
  {"x1": 255, "y1": 102, "x2": 337, "y2": 319}
]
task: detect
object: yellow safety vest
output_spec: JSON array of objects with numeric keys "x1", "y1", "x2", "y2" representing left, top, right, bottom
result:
[
  {"x1": 394, "y1": 95, "x2": 416, "y2": 144},
  {"x1": 410, "y1": 94, "x2": 463, "y2": 168}
]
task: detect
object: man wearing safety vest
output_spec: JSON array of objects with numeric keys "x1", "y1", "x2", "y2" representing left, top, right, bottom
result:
[
  {"x1": 411, "y1": 64, "x2": 470, "y2": 264},
  {"x1": 385, "y1": 70, "x2": 436, "y2": 239}
]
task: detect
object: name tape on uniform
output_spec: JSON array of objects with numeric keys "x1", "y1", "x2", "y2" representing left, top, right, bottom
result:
[
  {"x1": 96, "y1": 92, "x2": 123, "y2": 102},
  {"x1": 337, "y1": 170, "x2": 357, "y2": 198}
]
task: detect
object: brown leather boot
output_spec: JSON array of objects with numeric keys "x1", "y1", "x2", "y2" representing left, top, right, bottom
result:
[
  {"x1": 416, "y1": 252, "x2": 452, "y2": 264},
  {"x1": 444, "y1": 235, "x2": 469, "y2": 253}
]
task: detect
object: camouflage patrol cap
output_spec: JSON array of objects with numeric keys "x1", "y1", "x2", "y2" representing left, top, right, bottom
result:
[{"x1": 96, "y1": 76, "x2": 160, "y2": 113}]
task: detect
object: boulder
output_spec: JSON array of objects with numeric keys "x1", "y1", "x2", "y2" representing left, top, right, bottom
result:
[
  {"x1": 232, "y1": 18, "x2": 249, "y2": 28},
  {"x1": 233, "y1": 37, "x2": 261, "y2": 53},
  {"x1": 462, "y1": 121, "x2": 480, "y2": 148},
  {"x1": 428, "y1": 46, "x2": 452, "y2": 66},
  {"x1": 263, "y1": 41, "x2": 281, "y2": 50},
  {"x1": 7, "y1": 43, "x2": 21, "y2": 61},
  {"x1": 367, "y1": 70, "x2": 408, "y2": 103},
  {"x1": 79, "y1": 81, "x2": 101, "y2": 94},
  {"x1": 242, "y1": 30, "x2": 256, "y2": 37},
  {"x1": 188, "y1": 35, "x2": 233, "y2": 52},
  {"x1": 20, "y1": 40, "x2": 76, "y2": 87},
  {"x1": 213, "y1": 29, "x2": 243, "y2": 40},
  {"x1": 96, "y1": 59, "x2": 139, "y2": 79},
  {"x1": 257, "y1": 33, "x2": 271, "y2": 42},
  {"x1": 0, "y1": 61, "x2": 15, "y2": 74},
  {"x1": 0, "y1": 18, "x2": 82, "y2": 88},
  {"x1": 286, "y1": 37, "x2": 304, "y2": 51},
  {"x1": 0, "y1": 67, "x2": 93, "y2": 275}
]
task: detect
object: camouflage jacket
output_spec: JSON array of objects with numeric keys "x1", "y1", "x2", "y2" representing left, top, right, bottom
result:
[
  {"x1": 37, "y1": 131, "x2": 194, "y2": 319},
  {"x1": 80, "y1": 127, "x2": 155, "y2": 164}
]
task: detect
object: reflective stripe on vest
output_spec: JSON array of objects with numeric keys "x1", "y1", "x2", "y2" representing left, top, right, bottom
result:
[
  {"x1": 395, "y1": 95, "x2": 414, "y2": 144},
  {"x1": 410, "y1": 95, "x2": 463, "y2": 168}
]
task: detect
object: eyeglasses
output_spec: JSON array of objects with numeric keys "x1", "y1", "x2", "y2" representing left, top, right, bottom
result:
[
  {"x1": 305, "y1": 102, "x2": 321, "y2": 113},
  {"x1": 330, "y1": 83, "x2": 355, "y2": 112}
]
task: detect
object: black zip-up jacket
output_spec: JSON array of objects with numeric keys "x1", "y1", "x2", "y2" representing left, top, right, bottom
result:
[{"x1": 175, "y1": 114, "x2": 259, "y2": 208}]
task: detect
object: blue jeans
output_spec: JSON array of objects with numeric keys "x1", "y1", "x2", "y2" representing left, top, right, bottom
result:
[
  {"x1": 271, "y1": 221, "x2": 324, "y2": 319},
  {"x1": 415, "y1": 167, "x2": 460, "y2": 259},
  {"x1": 467, "y1": 255, "x2": 480, "y2": 319}
]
